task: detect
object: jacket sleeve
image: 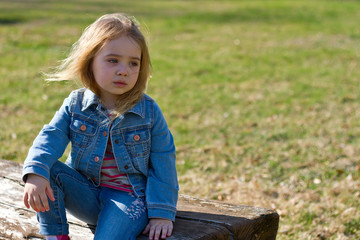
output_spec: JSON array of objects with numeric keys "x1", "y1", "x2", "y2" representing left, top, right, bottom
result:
[
  {"x1": 22, "y1": 92, "x2": 73, "y2": 182},
  {"x1": 146, "y1": 101, "x2": 179, "y2": 221}
]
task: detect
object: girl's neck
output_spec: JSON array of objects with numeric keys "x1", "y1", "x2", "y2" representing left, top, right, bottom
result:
[
  {"x1": 100, "y1": 99, "x2": 120, "y2": 120},
  {"x1": 100, "y1": 97, "x2": 116, "y2": 111}
]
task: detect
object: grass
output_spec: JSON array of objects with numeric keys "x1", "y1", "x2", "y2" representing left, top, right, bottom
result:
[{"x1": 1, "y1": 0, "x2": 360, "y2": 239}]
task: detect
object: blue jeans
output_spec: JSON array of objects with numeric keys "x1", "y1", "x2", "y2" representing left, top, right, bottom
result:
[{"x1": 37, "y1": 161, "x2": 148, "y2": 240}]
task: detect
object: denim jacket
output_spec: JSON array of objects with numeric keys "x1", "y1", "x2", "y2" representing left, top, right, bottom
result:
[{"x1": 22, "y1": 88, "x2": 179, "y2": 221}]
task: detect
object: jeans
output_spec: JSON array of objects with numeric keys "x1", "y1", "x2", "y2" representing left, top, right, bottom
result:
[{"x1": 37, "y1": 161, "x2": 148, "y2": 240}]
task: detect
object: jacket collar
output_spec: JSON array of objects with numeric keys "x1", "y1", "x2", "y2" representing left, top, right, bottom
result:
[
  {"x1": 81, "y1": 89, "x2": 145, "y2": 118},
  {"x1": 81, "y1": 89, "x2": 99, "y2": 111}
]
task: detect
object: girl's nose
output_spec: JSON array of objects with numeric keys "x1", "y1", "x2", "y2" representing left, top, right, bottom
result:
[{"x1": 116, "y1": 65, "x2": 128, "y2": 76}]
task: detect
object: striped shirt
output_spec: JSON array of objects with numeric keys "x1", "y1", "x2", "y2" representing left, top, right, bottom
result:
[{"x1": 100, "y1": 120, "x2": 133, "y2": 192}]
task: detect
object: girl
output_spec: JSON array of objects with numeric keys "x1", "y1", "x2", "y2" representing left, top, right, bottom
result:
[{"x1": 22, "y1": 13, "x2": 178, "y2": 240}]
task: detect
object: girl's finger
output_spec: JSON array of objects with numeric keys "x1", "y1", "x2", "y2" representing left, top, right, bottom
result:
[
  {"x1": 39, "y1": 192, "x2": 50, "y2": 211},
  {"x1": 167, "y1": 224, "x2": 173, "y2": 236},
  {"x1": 161, "y1": 226, "x2": 168, "y2": 239},
  {"x1": 154, "y1": 226, "x2": 161, "y2": 240},
  {"x1": 23, "y1": 192, "x2": 30, "y2": 209},
  {"x1": 46, "y1": 186, "x2": 55, "y2": 202},
  {"x1": 149, "y1": 226, "x2": 155, "y2": 240},
  {"x1": 28, "y1": 197, "x2": 39, "y2": 212},
  {"x1": 33, "y1": 195, "x2": 44, "y2": 212},
  {"x1": 142, "y1": 223, "x2": 150, "y2": 234}
]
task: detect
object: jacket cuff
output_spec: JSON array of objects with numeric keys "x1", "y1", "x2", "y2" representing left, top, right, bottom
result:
[
  {"x1": 147, "y1": 204, "x2": 177, "y2": 222},
  {"x1": 22, "y1": 162, "x2": 50, "y2": 183}
]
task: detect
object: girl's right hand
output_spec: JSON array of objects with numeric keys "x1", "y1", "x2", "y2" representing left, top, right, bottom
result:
[{"x1": 23, "y1": 174, "x2": 55, "y2": 212}]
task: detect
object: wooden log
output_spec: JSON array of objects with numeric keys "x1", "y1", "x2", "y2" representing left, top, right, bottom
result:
[{"x1": 0, "y1": 159, "x2": 279, "y2": 240}]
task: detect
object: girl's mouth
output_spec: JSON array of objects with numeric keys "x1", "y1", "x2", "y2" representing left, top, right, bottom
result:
[{"x1": 113, "y1": 81, "x2": 127, "y2": 87}]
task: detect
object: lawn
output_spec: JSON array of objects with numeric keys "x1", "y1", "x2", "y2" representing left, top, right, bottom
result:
[{"x1": 0, "y1": 0, "x2": 359, "y2": 239}]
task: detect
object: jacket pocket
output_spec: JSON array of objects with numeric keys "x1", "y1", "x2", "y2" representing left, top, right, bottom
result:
[
  {"x1": 122, "y1": 126, "x2": 151, "y2": 174},
  {"x1": 70, "y1": 115, "x2": 98, "y2": 148}
]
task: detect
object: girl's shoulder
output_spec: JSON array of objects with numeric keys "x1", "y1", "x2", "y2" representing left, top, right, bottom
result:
[
  {"x1": 142, "y1": 93, "x2": 162, "y2": 111},
  {"x1": 70, "y1": 88, "x2": 90, "y2": 97},
  {"x1": 143, "y1": 93, "x2": 154, "y2": 103},
  {"x1": 67, "y1": 88, "x2": 87, "y2": 100},
  {"x1": 141, "y1": 94, "x2": 167, "y2": 119},
  {"x1": 126, "y1": 93, "x2": 165, "y2": 120},
  {"x1": 66, "y1": 88, "x2": 99, "y2": 112}
]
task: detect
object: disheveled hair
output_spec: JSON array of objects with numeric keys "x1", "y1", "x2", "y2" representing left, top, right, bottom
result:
[{"x1": 46, "y1": 13, "x2": 151, "y2": 114}]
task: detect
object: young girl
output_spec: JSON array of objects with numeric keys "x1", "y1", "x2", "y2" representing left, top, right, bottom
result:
[{"x1": 22, "y1": 13, "x2": 178, "y2": 240}]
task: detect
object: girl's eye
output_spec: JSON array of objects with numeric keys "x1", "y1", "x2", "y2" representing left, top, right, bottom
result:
[
  {"x1": 108, "y1": 59, "x2": 118, "y2": 63},
  {"x1": 130, "y1": 61, "x2": 139, "y2": 67}
]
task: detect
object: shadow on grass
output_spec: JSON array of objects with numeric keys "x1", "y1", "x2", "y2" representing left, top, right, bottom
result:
[{"x1": 0, "y1": 18, "x2": 26, "y2": 25}]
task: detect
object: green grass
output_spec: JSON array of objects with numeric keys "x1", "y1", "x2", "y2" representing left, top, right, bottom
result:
[{"x1": 1, "y1": 0, "x2": 360, "y2": 239}]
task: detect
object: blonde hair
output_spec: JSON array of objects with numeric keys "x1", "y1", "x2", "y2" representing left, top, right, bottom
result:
[{"x1": 47, "y1": 13, "x2": 151, "y2": 114}]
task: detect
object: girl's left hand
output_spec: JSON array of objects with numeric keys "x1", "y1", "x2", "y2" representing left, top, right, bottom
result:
[{"x1": 142, "y1": 218, "x2": 173, "y2": 240}]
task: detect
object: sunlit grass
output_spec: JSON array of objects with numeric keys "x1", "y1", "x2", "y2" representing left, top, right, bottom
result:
[{"x1": 1, "y1": 0, "x2": 359, "y2": 239}]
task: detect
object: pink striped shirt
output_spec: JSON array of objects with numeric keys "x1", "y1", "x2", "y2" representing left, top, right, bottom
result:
[{"x1": 100, "y1": 125, "x2": 133, "y2": 193}]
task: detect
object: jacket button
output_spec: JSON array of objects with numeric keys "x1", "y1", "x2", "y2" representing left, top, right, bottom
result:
[
  {"x1": 133, "y1": 135, "x2": 140, "y2": 141},
  {"x1": 80, "y1": 125, "x2": 87, "y2": 131},
  {"x1": 115, "y1": 139, "x2": 119, "y2": 144},
  {"x1": 94, "y1": 157, "x2": 100, "y2": 162},
  {"x1": 124, "y1": 165, "x2": 129, "y2": 169},
  {"x1": 103, "y1": 131, "x2": 107, "y2": 137}
]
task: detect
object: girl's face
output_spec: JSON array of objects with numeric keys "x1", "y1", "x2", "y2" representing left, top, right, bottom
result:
[{"x1": 92, "y1": 35, "x2": 141, "y2": 109}]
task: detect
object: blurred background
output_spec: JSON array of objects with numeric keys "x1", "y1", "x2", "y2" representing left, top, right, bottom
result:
[{"x1": 0, "y1": 0, "x2": 359, "y2": 239}]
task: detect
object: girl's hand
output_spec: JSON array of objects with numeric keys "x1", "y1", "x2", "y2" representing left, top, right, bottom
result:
[
  {"x1": 142, "y1": 218, "x2": 173, "y2": 240},
  {"x1": 23, "y1": 174, "x2": 55, "y2": 212}
]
